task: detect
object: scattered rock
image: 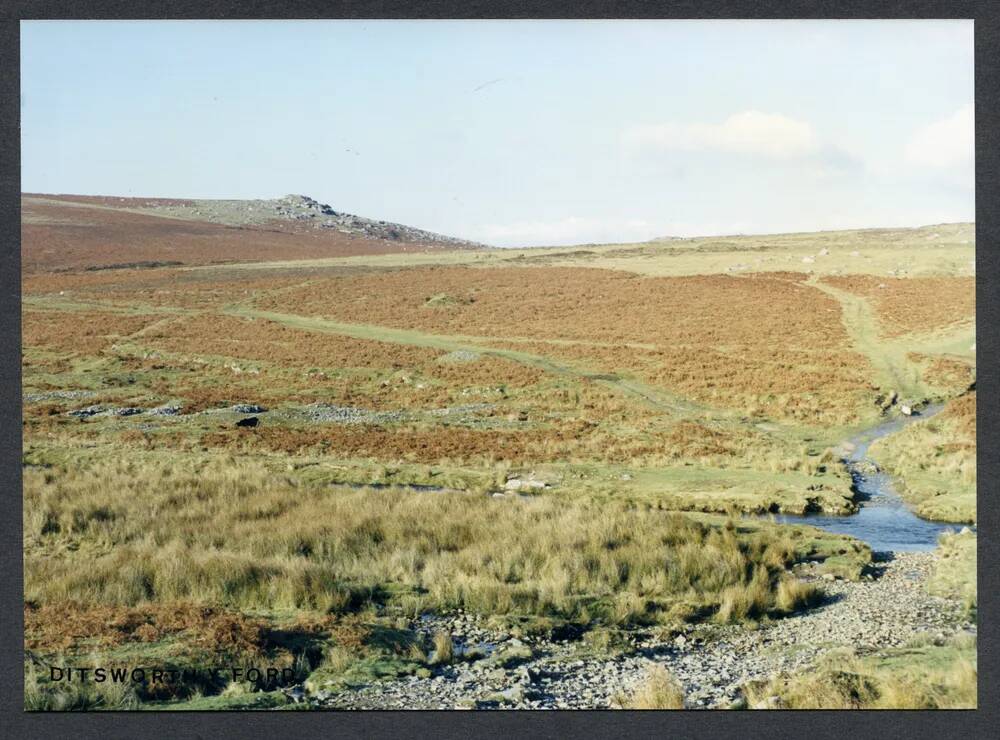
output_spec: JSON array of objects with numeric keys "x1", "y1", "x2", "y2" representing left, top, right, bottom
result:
[
  {"x1": 504, "y1": 478, "x2": 548, "y2": 492},
  {"x1": 313, "y1": 550, "x2": 973, "y2": 710},
  {"x1": 24, "y1": 390, "x2": 96, "y2": 403},
  {"x1": 501, "y1": 685, "x2": 526, "y2": 704},
  {"x1": 853, "y1": 459, "x2": 880, "y2": 477},
  {"x1": 68, "y1": 405, "x2": 106, "y2": 418},
  {"x1": 138, "y1": 194, "x2": 484, "y2": 247},
  {"x1": 113, "y1": 407, "x2": 144, "y2": 417},
  {"x1": 149, "y1": 405, "x2": 181, "y2": 416},
  {"x1": 487, "y1": 641, "x2": 534, "y2": 668},
  {"x1": 302, "y1": 403, "x2": 405, "y2": 424},
  {"x1": 232, "y1": 404, "x2": 267, "y2": 414}
]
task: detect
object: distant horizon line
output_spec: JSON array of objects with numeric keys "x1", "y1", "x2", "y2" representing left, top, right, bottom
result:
[{"x1": 21, "y1": 191, "x2": 975, "y2": 249}]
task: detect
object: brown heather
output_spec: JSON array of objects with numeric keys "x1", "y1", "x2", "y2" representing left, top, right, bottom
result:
[{"x1": 822, "y1": 275, "x2": 974, "y2": 337}]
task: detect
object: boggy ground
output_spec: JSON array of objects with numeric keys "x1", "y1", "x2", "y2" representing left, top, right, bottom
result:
[{"x1": 21, "y1": 206, "x2": 977, "y2": 710}]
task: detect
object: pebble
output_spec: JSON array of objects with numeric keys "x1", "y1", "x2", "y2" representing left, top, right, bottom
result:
[{"x1": 312, "y1": 552, "x2": 972, "y2": 710}]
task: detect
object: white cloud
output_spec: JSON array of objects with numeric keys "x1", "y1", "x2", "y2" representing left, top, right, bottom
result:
[
  {"x1": 623, "y1": 111, "x2": 818, "y2": 159},
  {"x1": 904, "y1": 104, "x2": 974, "y2": 168}
]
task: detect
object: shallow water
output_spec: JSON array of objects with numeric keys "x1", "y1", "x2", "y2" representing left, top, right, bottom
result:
[
  {"x1": 338, "y1": 482, "x2": 461, "y2": 494},
  {"x1": 770, "y1": 404, "x2": 964, "y2": 552}
]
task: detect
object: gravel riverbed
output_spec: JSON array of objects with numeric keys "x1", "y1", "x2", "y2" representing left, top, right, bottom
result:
[{"x1": 308, "y1": 551, "x2": 973, "y2": 710}]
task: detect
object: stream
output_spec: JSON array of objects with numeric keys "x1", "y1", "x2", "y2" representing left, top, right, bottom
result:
[
  {"x1": 333, "y1": 406, "x2": 963, "y2": 552},
  {"x1": 770, "y1": 404, "x2": 963, "y2": 552}
]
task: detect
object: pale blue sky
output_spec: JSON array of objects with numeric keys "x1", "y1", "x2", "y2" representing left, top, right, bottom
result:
[{"x1": 21, "y1": 20, "x2": 974, "y2": 246}]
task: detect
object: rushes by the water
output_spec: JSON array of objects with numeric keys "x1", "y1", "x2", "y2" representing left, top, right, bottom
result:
[
  {"x1": 431, "y1": 631, "x2": 455, "y2": 665},
  {"x1": 24, "y1": 456, "x2": 828, "y2": 627}
]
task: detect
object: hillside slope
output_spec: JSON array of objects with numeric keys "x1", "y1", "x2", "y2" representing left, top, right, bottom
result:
[{"x1": 21, "y1": 194, "x2": 482, "y2": 273}]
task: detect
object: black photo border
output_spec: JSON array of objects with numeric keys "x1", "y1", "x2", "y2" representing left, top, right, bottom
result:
[{"x1": 1, "y1": 2, "x2": 996, "y2": 738}]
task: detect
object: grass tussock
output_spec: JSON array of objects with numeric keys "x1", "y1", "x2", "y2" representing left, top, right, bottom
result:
[
  {"x1": 24, "y1": 659, "x2": 142, "y2": 711},
  {"x1": 869, "y1": 393, "x2": 976, "y2": 523},
  {"x1": 430, "y1": 631, "x2": 454, "y2": 665},
  {"x1": 744, "y1": 637, "x2": 977, "y2": 709},
  {"x1": 712, "y1": 567, "x2": 819, "y2": 623},
  {"x1": 615, "y1": 664, "x2": 685, "y2": 709},
  {"x1": 774, "y1": 578, "x2": 824, "y2": 614},
  {"x1": 24, "y1": 456, "x2": 825, "y2": 628},
  {"x1": 928, "y1": 530, "x2": 977, "y2": 618}
]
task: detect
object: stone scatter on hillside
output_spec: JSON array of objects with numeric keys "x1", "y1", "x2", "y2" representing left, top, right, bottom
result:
[{"x1": 139, "y1": 194, "x2": 483, "y2": 248}]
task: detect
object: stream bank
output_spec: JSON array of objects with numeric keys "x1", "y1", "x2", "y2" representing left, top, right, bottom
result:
[
  {"x1": 306, "y1": 407, "x2": 974, "y2": 709},
  {"x1": 772, "y1": 405, "x2": 963, "y2": 551},
  {"x1": 312, "y1": 552, "x2": 973, "y2": 709}
]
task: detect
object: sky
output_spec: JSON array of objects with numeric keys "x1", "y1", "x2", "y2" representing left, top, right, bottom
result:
[{"x1": 21, "y1": 20, "x2": 974, "y2": 247}]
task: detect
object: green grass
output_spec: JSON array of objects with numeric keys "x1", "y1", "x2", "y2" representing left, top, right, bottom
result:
[
  {"x1": 869, "y1": 402, "x2": 976, "y2": 524},
  {"x1": 744, "y1": 633, "x2": 977, "y2": 709},
  {"x1": 154, "y1": 691, "x2": 296, "y2": 711},
  {"x1": 184, "y1": 223, "x2": 975, "y2": 279},
  {"x1": 21, "y1": 422, "x2": 861, "y2": 518},
  {"x1": 615, "y1": 664, "x2": 686, "y2": 709},
  {"x1": 928, "y1": 531, "x2": 977, "y2": 618},
  {"x1": 25, "y1": 453, "x2": 851, "y2": 626},
  {"x1": 23, "y1": 660, "x2": 141, "y2": 711},
  {"x1": 28, "y1": 271, "x2": 955, "y2": 526},
  {"x1": 808, "y1": 278, "x2": 929, "y2": 402},
  {"x1": 22, "y1": 221, "x2": 975, "y2": 710},
  {"x1": 305, "y1": 624, "x2": 432, "y2": 692},
  {"x1": 224, "y1": 305, "x2": 701, "y2": 415}
]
